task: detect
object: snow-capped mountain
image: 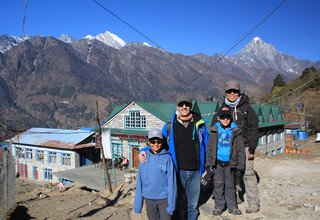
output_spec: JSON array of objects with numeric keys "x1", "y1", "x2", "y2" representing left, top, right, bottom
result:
[
  {"x1": 0, "y1": 33, "x2": 319, "y2": 137},
  {"x1": 231, "y1": 37, "x2": 315, "y2": 80},
  {"x1": 84, "y1": 31, "x2": 126, "y2": 49},
  {"x1": 59, "y1": 34, "x2": 76, "y2": 43},
  {"x1": 0, "y1": 34, "x2": 30, "y2": 53}
]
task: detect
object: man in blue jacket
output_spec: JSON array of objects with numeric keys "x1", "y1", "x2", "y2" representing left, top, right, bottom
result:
[{"x1": 139, "y1": 95, "x2": 209, "y2": 220}]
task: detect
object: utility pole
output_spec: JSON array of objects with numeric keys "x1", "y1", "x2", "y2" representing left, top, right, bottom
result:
[
  {"x1": 96, "y1": 101, "x2": 113, "y2": 193},
  {"x1": 22, "y1": 0, "x2": 28, "y2": 35}
]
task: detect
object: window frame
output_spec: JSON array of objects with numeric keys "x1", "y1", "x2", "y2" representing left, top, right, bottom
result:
[
  {"x1": 36, "y1": 150, "x2": 45, "y2": 162},
  {"x1": 124, "y1": 110, "x2": 146, "y2": 129},
  {"x1": 25, "y1": 148, "x2": 33, "y2": 160},
  {"x1": 44, "y1": 168, "x2": 53, "y2": 180},
  {"x1": 61, "y1": 153, "x2": 71, "y2": 166},
  {"x1": 15, "y1": 147, "x2": 24, "y2": 159},
  {"x1": 48, "y1": 152, "x2": 57, "y2": 164},
  {"x1": 112, "y1": 142, "x2": 123, "y2": 159}
]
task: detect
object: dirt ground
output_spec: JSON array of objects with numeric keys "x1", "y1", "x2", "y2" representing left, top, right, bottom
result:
[{"x1": 9, "y1": 136, "x2": 320, "y2": 220}]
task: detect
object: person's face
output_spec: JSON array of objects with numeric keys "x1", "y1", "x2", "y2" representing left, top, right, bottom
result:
[
  {"x1": 226, "y1": 89, "x2": 239, "y2": 102},
  {"x1": 217, "y1": 115, "x2": 231, "y2": 127},
  {"x1": 177, "y1": 101, "x2": 192, "y2": 117},
  {"x1": 149, "y1": 138, "x2": 163, "y2": 152}
]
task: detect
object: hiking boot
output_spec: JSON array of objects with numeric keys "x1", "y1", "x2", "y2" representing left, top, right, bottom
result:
[
  {"x1": 228, "y1": 208, "x2": 242, "y2": 215},
  {"x1": 245, "y1": 205, "x2": 260, "y2": 214},
  {"x1": 212, "y1": 209, "x2": 222, "y2": 216}
]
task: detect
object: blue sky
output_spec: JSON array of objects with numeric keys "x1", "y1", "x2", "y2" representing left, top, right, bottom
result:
[{"x1": 1, "y1": 0, "x2": 319, "y2": 61}]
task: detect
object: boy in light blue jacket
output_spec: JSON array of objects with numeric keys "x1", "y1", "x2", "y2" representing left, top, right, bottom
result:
[{"x1": 134, "y1": 128, "x2": 177, "y2": 220}]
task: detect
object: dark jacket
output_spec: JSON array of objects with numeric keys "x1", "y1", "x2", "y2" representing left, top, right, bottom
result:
[
  {"x1": 206, "y1": 122, "x2": 245, "y2": 171},
  {"x1": 162, "y1": 111, "x2": 209, "y2": 175},
  {"x1": 221, "y1": 94, "x2": 259, "y2": 153}
]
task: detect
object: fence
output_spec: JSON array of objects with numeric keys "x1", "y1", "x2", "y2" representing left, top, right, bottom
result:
[{"x1": 0, "y1": 147, "x2": 16, "y2": 220}]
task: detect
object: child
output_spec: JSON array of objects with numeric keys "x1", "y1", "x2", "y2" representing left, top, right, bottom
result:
[
  {"x1": 134, "y1": 128, "x2": 177, "y2": 220},
  {"x1": 203, "y1": 107, "x2": 245, "y2": 215}
]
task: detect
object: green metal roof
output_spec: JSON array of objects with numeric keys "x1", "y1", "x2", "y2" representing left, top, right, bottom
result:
[
  {"x1": 197, "y1": 102, "x2": 220, "y2": 126},
  {"x1": 258, "y1": 121, "x2": 289, "y2": 128},
  {"x1": 135, "y1": 102, "x2": 176, "y2": 122},
  {"x1": 109, "y1": 128, "x2": 148, "y2": 136},
  {"x1": 104, "y1": 101, "x2": 219, "y2": 126},
  {"x1": 103, "y1": 104, "x2": 125, "y2": 124},
  {"x1": 104, "y1": 101, "x2": 286, "y2": 129}
]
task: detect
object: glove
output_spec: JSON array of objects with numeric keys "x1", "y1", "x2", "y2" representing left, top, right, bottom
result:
[
  {"x1": 201, "y1": 166, "x2": 214, "y2": 186},
  {"x1": 235, "y1": 169, "x2": 244, "y2": 192}
]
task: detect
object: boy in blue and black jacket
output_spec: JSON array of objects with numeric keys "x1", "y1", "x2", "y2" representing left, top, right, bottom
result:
[
  {"x1": 203, "y1": 107, "x2": 245, "y2": 216},
  {"x1": 134, "y1": 128, "x2": 177, "y2": 220}
]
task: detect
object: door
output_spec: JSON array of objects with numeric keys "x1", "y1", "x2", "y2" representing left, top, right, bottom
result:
[
  {"x1": 19, "y1": 164, "x2": 27, "y2": 178},
  {"x1": 17, "y1": 163, "x2": 21, "y2": 177},
  {"x1": 132, "y1": 147, "x2": 139, "y2": 169},
  {"x1": 80, "y1": 153, "x2": 89, "y2": 166},
  {"x1": 33, "y1": 166, "x2": 38, "y2": 180}
]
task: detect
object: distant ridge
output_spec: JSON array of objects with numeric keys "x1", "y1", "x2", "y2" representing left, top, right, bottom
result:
[{"x1": 0, "y1": 31, "x2": 319, "y2": 139}]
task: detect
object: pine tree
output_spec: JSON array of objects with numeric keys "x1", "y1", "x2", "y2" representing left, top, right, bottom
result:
[{"x1": 272, "y1": 73, "x2": 285, "y2": 89}]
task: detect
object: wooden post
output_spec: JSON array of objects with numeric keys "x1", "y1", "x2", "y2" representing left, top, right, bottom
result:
[{"x1": 96, "y1": 101, "x2": 113, "y2": 193}]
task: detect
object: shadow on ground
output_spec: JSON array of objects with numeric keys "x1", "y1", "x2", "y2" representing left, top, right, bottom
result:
[{"x1": 10, "y1": 205, "x2": 34, "y2": 220}]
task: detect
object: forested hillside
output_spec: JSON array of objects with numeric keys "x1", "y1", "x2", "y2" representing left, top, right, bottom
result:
[{"x1": 262, "y1": 67, "x2": 320, "y2": 132}]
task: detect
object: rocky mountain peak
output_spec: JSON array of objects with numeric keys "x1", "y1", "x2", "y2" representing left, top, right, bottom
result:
[
  {"x1": 238, "y1": 36, "x2": 278, "y2": 58},
  {"x1": 59, "y1": 34, "x2": 76, "y2": 43},
  {"x1": 0, "y1": 34, "x2": 30, "y2": 53},
  {"x1": 83, "y1": 31, "x2": 126, "y2": 50}
]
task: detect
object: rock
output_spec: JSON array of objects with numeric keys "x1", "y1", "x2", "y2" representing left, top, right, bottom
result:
[
  {"x1": 38, "y1": 193, "x2": 49, "y2": 199},
  {"x1": 303, "y1": 203, "x2": 315, "y2": 210}
]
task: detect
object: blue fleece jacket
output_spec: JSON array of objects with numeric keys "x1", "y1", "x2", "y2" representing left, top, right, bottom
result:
[
  {"x1": 134, "y1": 148, "x2": 177, "y2": 215},
  {"x1": 216, "y1": 121, "x2": 237, "y2": 162}
]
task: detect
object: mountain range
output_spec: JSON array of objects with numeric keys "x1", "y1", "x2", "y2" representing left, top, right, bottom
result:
[{"x1": 0, "y1": 31, "x2": 319, "y2": 138}]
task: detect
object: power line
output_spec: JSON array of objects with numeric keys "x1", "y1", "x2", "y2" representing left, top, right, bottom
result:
[
  {"x1": 91, "y1": 0, "x2": 287, "y2": 114},
  {"x1": 187, "y1": 0, "x2": 288, "y2": 86},
  {"x1": 91, "y1": 0, "x2": 287, "y2": 88},
  {"x1": 2, "y1": 1, "x2": 288, "y2": 135},
  {"x1": 263, "y1": 79, "x2": 315, "y2": 105}
]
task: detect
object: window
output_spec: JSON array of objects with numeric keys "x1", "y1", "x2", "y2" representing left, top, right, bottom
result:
[
  {"x1": 36, "y1": 150, "x2": 44, "y2": 162},
  {"x1": 277, "y1": 133, "x2": 283, "y2": 140},
  {"x1": 25, "y1": 149, "x2": 33, "y2": 160},
  {"x1": 112, "y1": 143, "x2": 123, "y2": 159},
  {"x1": 44, "y1": 168, "x2": 52, "y2": 180},
  {"x1": 273, "y1": 134, "x2": 277, "y2": 142},
  {"x1": 267, "y1": 135, "x2": 272, "y2": 143},
  {"x1": 124, "y1": 111, "x2": 146, "y2": 128},
  {"x1": 61, "y1": 153, "x2": 71, "y2": 166},
  {"x1": 15, "y1": 147, "x2": 24, "y2": 159},
  {"x1": 48, "y1": 152, "x2": 57, "y2": 164},
  {"x1": 258, "y1": 137, "x2": 263, "y2": 146}
]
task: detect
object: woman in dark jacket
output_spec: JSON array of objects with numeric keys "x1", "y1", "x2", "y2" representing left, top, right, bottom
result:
[{"x1": 220, "y1": 80, "x2": 260, "y2": 214}]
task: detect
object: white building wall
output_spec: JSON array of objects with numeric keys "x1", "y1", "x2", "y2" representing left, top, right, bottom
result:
[
  {"x1": 11, "y1": 144, "x2": 76, "y2": 183},
  {"x1": 256, "y1": 132, "x2": 285, "y2": 155},
  {"x1": 103, "y1": 103, "x2": 165, "y2": 130},
  {"x1": 102, "y1": 103, "x2": 167, "y2": 169}
]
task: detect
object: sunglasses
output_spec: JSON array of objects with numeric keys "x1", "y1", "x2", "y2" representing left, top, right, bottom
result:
[
  {"x1": 178, "y1": 101, "x2": 192, "y2": 107},
  {"x1": 150, "y1": 139, "x2": 163, "y2": 144},
  {"x1": 219, "y1": 116, "x2": 231, "y2": 120},
  {"x1": 226, "y1": 89, "x2": 240, "y2": 94}
]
